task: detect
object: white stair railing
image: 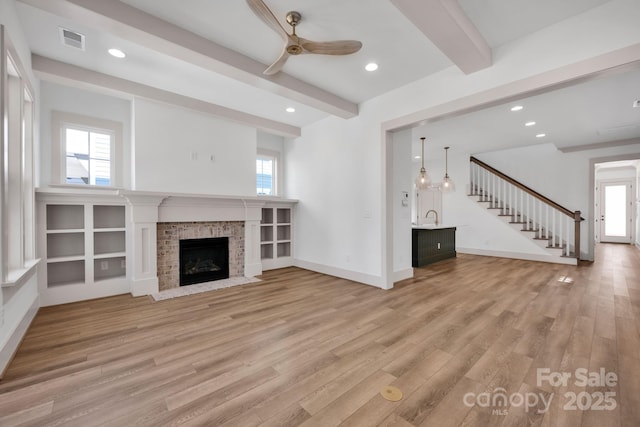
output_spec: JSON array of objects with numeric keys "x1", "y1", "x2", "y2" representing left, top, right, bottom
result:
[{"x1": 470, "y1": 157, "x2": 582, "y2": 259}]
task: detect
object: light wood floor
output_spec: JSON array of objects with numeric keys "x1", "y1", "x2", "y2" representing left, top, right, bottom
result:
[{"x1": 1, "y1": 244, "x2": 639, "y2": 426}]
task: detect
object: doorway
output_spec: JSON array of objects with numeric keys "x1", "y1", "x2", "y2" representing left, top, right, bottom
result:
[{"x1": 598, "y1": 181, "x2": 633, "y2": 243}]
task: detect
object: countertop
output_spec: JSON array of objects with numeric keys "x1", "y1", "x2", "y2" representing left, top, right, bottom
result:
[{"x1": 412, "y1": 224, "x2": 457, "y2": 230}]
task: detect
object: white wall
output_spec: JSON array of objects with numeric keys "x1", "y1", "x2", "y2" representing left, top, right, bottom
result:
[
  {"x1": 285, "y1": 112, "x2": 383, "y2": 285},
  {"x1": 39, "y1": 81, "x2": 132, "y2": 188},
  {"x1": 257, "y1": 131, "x2": 284, "y2": 153},
  {"x1": 392, "y1": 129, "x2": 412, "y2": 280},
  {"x1": 286, "y1": 0, "x2": 640, "y2": 287},
  {"x1": 132, "y1": 98, "x2": 256, "y2": 196}
]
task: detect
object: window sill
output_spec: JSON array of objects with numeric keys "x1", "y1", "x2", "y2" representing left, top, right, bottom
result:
[
  {"x1": 48, "y1": 183, "x2": 124, "y2": 191},
  {"x1": 2, "y1": 259, "x2": 40, "y2": 288}
]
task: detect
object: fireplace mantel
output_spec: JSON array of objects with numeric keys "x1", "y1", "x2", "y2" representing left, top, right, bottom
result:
[{"x1": 118, "y1": 190, "x2": 297, "y2": 296}]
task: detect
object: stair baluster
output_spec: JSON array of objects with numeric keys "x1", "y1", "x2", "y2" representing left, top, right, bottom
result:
[{"x1": 469, "y1": 157, "x2": 583, "y2": 261}]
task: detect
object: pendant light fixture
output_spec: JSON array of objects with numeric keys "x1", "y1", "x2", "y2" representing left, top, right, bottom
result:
[
  {"x1": 440, "y1": 146, "x2": 455, "y2": 192},
  {"x1": 415, "y1": 137, "x2": 431, "y2": 190}
]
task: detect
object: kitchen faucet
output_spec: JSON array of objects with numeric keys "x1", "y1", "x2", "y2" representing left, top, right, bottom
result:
[{"x1": 425, "y1": 209, "x2": 439, "y2": 226}]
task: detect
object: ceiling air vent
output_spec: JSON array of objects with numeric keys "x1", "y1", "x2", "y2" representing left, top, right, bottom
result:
[{"x1": 59, "y1": 27, "x2": 85, "y2": 50}]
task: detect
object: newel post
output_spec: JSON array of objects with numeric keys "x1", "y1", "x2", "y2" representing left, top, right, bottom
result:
[{"x1": 574, "y1": 211, "x2": 581, "y2": 261}]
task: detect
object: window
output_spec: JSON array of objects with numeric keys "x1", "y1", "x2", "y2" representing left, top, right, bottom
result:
[
  {"x1": 64, "y1": 126, "x2": 112, "y2": 185},
  {"x1": 256, "y1": 155, "x2": 274, "y2": 195},
  {"x1": 52, "y1": 112, "x2": 122, "y2": 187},
  {"x1": 257, "y1": 151, "x2": 278, "y2": 195}
]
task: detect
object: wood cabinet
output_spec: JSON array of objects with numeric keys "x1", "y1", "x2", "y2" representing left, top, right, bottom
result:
[{"x1": 412, "y1": 227, "x2": 456, "y2": 267}]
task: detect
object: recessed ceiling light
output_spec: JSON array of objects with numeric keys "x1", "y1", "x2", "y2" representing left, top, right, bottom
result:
[
  {"x1": 414, "y1": 156, "x2": 421, "y2": 159},
  {"x1": 525, "y1": 121, "x2": 536, "y2": 126},
  {"x1": 286, "y1": 107, "x2": 295, "y2": 113},
  {"x1": 510, "y1": 105, "x2": 524, "y2": 112},
  {"x1": 536, "y1": 133, "x2": 546, "y2": 138},
  {"x1": 365, "y1": 62, "x2": 378, "y2": 72},
  {"x1": 108, "y1": 48, "x2": 126, "y2": 58}
]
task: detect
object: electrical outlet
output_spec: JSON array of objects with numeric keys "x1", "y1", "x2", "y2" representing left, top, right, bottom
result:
[{"x1": 100, "y1": 261, "x2": 109, "y2": 270}]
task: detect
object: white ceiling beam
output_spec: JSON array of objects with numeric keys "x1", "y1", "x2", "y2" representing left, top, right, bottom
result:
[
  {"x1": 19, "y1": 0, "x2": 358, "y2": 119},
  {"x1": 32, "y1": 55, "x2": 301, "y2": 138},
  {"x1": 391, "y1": 0, "x2": 491, "y2": 74}
]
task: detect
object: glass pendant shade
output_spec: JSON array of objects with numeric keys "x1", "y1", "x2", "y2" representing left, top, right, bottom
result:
[
  {"x1": 440, "y1": 146, "x2": 455, "y2": 193},
  {"x1": 415, "y1": 137, "x2": 430, "y2": 190},
  {"x1": 415, "y1": 168, "x2": 431, "y2": 190},
  {"x1": 441, "y1": 174, "x2": 455, "y2": 192}
]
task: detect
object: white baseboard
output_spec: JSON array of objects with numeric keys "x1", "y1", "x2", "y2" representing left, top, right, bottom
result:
[
  {"x1": 457, "y1": 247, "x2": 578, "y2": 265},
  {"x1": 293, "y1": 259, "x2": 386, "y2": 289},
  {"x1": 393, "y1": 268, "x2": 414, "y2": 283},
  {"x1": 0, "y1": 296, "x2": 38, "y2": 379},
  {"x1": 244, "y1": 262, "x2": 263, "y2": 277},
  {"x1": 130, "y1": 277, "x2": 159, "y2": 297}
]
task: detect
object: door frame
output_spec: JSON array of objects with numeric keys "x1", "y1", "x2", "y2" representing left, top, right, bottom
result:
[{"x1": 596, "y1": 178, "x2": 634, "y2": 244}]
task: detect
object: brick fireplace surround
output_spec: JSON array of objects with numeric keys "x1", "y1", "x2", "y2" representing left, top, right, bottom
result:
[
  {"x1": 122, "y1": 192, "x2": 268, "y2": 296},
  {"x1": 156, "y1": 221, "x2": 245, "y2": 291}
]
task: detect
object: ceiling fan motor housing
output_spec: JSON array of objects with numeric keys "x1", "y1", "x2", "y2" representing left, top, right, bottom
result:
[{"x1": 286, "y1": 11, "x2": 301, "y2": 26}]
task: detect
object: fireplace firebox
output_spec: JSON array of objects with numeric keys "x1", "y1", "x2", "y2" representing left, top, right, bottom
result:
[{"x1": 179, "y1": 237, "x2": 229, "y2": 286}]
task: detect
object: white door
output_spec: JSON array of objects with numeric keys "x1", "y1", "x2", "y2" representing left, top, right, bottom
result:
[{"x1": 599, "y1": 181, "x2": 633, "y2": 243}]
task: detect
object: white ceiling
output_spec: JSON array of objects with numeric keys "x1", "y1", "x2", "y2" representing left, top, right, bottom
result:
[
  {"x1": 14, "y1": 0, "x2": 640, "y2": 151},
  {"x1": 412, "y1": 66, "x2": 640, "y2": 157}
]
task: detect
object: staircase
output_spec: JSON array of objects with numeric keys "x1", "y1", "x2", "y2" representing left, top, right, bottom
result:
[{"x1": 468, "y1": 157, "x2": 583, "y2": 264}]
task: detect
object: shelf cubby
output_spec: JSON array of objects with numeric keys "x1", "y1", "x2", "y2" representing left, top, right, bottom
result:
[
  {"x1": 94, "y1": 205, "x2": 125, "y2": 229},
  {"x1": 277, "y1": 242, "x2": 291, "y2": 258},
  {"x1": 47, "y1": 232, "x2": 84, "y2": 258},
  {"x1": 94, "y1": 230, "x2": 126, "y2": 255},
  {"x1": 260, "y1": 226, "x2": 273, "y2": 242},
  {"x1": 47, "y1": 260, "x2": 85, "y2": 287},
  {"x1": 261, "y1": 244, "x2": 274, "y2": 260},
  {"x1": 46, "y1": 204, "x2": 84, "y2": 230},
  {"x1": 276, "y1": 208, "x2": 290, "y2": 224},
  {"x1": 94, "y1": 256, "x2": 126, "y2": 282}
]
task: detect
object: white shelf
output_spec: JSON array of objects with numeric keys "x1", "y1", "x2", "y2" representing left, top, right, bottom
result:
[
  {"x1": 93, "y1": 227, "x2": 125, "y2": 233},
  {"x1": 94, "y1": 252, "x2": 126, "y2": 259},
  {"x1": 47, "y1": 255, "x2": 86, "y2": 263},
  {"x1": 46, "y1": 228, "x2": 85, "y2": 234}
]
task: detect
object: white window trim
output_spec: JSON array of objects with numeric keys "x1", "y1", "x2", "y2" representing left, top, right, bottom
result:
[
  {"x1": 51, "y1": 111, "x2": 123, "y2": 187},
  {"x1": 257, "y1": 148, "x2": 281, "y2": 196}
]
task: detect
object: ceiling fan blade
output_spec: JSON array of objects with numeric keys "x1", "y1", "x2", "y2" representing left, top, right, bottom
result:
[
  {"x1": 246, "y1": 0, "x2": 289, "y2": 41},
  {"x1": 264, "y1": 48, "x2": 290, "y2": 75},
  {"x1": 300, "y1": 39, "x2": 363, "y2": 55}
]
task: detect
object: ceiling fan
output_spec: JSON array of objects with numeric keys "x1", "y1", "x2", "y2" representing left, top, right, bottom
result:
[{"x1": 246, "y1": 0, "x2": 363, "y2": 75}]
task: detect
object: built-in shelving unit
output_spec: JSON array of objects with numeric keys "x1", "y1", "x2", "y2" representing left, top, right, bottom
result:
[
  {"x1": 37, "y1": 191, "x2": 130, "y2": 306},
  {"x1": 260, "y1": 205, "x2": 293, "y2": 270},
  {"x1": 93, "y1": 205, "x2": 126, "y2": 283},
  {"x1": 46, "y1": 204, "x2": 85, "y2": 286}
]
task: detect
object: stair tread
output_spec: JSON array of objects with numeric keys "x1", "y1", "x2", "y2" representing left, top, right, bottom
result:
[{"x1": 467, "y1": 186, "x2": 578, "y2": 260}]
